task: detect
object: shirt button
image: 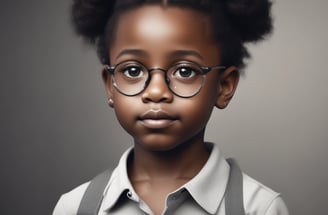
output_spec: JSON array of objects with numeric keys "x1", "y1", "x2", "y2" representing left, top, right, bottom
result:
[{"x1": 127, "y1": 191, "x2": 133, "y2": 198}]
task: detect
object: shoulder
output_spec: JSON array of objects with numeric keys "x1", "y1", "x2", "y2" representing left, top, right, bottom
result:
[
  {"x1": 242, "y1": 173, "x2": 289, "y2": 215},
  {"x1": 52, "y1": 182, "x2": 90, "y2": 215}
]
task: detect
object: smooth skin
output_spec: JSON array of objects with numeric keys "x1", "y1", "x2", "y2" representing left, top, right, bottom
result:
[{"x1": 102, "y1": 5, "x2": 239, "y2": 215}]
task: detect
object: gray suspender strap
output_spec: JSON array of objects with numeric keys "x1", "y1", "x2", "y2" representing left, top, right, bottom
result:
[
  {"x1": 225, "y1": 158, "x2": 246, "y2": 215},
  {"x1": 77, "y1": 170, "x2": 111, "y2": 215},
  {"x1": 77, "y1": 159, "x2": 245, "y2": 215}
]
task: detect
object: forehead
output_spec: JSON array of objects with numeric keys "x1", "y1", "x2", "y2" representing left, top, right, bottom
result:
[
  {"x1": 110, "y1": 5, "x2": 220, "y2": 64},
  {"x1": 117, "y1": 5, "x2": 212, "y2": 40}
]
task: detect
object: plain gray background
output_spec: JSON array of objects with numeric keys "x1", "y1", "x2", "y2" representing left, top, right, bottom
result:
[{"x1": 0, "y1": 0, "x2": 327, "y2": 214}]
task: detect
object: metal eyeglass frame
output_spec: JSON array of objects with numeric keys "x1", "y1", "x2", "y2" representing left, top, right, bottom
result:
[{"x1": 105, "y1": 61, "x2": 226, "y2": 98}]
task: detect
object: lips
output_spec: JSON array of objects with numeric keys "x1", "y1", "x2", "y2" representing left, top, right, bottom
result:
[{"x1": 138, "y1": 109, "x2": 178, "y2": 129}]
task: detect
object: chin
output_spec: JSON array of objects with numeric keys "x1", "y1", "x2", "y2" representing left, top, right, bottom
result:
[{"x1": 134, "y1": 134, "x2": 183, "y2": 152}]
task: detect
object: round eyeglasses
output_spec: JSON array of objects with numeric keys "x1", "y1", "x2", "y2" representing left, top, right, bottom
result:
[{"x1": 105, "y1": 60, "x2": 226, "y2": 98}]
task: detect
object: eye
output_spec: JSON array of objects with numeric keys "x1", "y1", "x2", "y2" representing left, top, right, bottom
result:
[
  {"x1": 173, "y1": 64, "x2": 200, "y2": 79},
  {"x1": 121, "y1": 65, "x2": 144, "y2": 78}
]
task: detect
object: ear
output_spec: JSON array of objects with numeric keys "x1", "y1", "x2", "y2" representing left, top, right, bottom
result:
[
  {"x1": 215, "y1": 66, "x2": 240, "y2": 109},
  {"x1": 102, "y1": 65, "x2": 115, "y2": 108}
]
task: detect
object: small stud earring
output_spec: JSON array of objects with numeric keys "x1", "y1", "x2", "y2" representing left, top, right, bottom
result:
[{"x1": 108, "y1": 98, "x2": 114, "y2": 107}]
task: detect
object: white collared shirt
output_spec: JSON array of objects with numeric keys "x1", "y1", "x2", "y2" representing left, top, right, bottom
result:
[{"x1": 53, "y1": 143, "x2": 289, "y2": 215}]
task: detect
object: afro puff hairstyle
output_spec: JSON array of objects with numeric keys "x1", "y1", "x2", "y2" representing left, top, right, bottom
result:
[{"x1": 71, "y1": 0, "x2": 273, "y2": 70}]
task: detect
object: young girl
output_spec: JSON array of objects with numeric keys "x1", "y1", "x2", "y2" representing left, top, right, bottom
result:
[{"x1": 54, "y1": 0, "x2": 289, "y2": 214}]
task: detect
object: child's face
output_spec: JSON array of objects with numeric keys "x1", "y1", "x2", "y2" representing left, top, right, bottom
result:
[{"x1": 103, "y1": 5, "x2": 238, "y2": 151}]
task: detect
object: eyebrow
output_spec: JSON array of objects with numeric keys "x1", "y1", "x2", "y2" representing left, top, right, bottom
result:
[
  {"x1": 170, "y1": 50, "x2": 204, "y2": 60},
  {"x1": 116, "y1": 49, "x2": 148, "y2": 60},
  {"x1": 115, "y1": 49, "x2": 204, "y2": 60}
]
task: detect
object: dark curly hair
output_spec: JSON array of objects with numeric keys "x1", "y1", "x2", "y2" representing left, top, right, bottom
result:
[{"x1": 71, "y1": 0, "x2": 273, "y2": 70}]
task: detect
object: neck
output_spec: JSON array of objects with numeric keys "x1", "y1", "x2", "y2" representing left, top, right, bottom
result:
[{"x1": 128, "y1": 134, "x2": 210, "y2": 181}]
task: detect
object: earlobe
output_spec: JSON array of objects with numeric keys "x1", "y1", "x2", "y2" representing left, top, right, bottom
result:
[
  {"x1": 102, "y1": 65, "x2": 115, "y2": 108},
  {"x1": 215, "y1": 66, "x2": 240, "y2": 109}
]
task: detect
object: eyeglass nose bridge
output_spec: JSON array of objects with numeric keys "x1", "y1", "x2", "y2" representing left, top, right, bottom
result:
[{"x1": 145, "y1": 67, "x2": 171, "y2": 87}]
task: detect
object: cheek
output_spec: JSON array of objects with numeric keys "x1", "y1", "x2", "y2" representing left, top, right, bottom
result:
[
  {"x1": 182, "y1": 82, "x2": 219, "y2": 126},
  {"x1": 112, "y1": 96, "x2": 138, "y2": 134},
  {"x1": 177, "y1": 97, "x2": 215, "y2": 130}
]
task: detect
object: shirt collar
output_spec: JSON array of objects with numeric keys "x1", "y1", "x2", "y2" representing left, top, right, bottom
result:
[
  {"x1": 101, "y1": 146, "x2": 138, "y2": 211},
  {"x1": 100, "y1": 143, "x2": 230, "y2": 214},
  {"x1": 183, "y1": 142, "x2": 230, "y2": 214}
]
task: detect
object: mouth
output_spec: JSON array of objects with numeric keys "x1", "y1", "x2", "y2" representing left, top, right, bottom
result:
[{"x1": 138, "y1": 109, "x2": 178, "y2": 129}]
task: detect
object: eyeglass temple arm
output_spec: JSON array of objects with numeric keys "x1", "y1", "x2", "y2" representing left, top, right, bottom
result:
[
  {"x1": 201, "y1": 66, "x2": 226, "y2": 74},
  {"x1": 105, "y1": 65, "x2": 115, "y2": 74}
]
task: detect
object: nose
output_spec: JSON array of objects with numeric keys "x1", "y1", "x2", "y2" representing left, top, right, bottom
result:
[{"x1": 141, "y1": 71, "x2": 173, "y2": 103}]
